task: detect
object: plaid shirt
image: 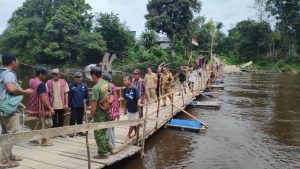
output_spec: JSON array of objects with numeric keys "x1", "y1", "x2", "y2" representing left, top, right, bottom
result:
[{"x1": 133, "y1": 78, "x2": 146, "y2": 101}]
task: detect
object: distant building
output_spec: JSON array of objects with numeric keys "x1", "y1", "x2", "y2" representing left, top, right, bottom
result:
[
  {"x1": 157, "y1": 37, "x2": 170, "y2": 49},
  {"x1": 130, "y1": 31, "x2": 137, "y2": 38}
]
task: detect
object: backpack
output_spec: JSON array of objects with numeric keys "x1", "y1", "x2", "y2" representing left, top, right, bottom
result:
[
  {"x1": 0, "y1": 70, "x2": 23, "y2": 117},
  {"x1": 97, "y1": 80, "x2": 114, "y2": 112}
]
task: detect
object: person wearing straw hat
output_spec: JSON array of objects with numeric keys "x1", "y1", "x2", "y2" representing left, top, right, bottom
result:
[{"x1": 68, "y1": 72, "x2": 89, "y2": 137}]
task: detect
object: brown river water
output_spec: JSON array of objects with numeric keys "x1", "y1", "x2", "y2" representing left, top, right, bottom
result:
[
  {"x1": 112, "y1": 72, "x2": 300, "y2": 169},
  {"x1": 11, "y1": 65, "x2": 300, "y2": 169}
]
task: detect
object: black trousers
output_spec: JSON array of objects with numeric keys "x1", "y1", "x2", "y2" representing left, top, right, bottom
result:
[
  {"x1": 70, "y1": 107, "x2": 84, "y2": 125},
  {"x1": 52, "y1": 109, "x2": 64, "y2": 128}
]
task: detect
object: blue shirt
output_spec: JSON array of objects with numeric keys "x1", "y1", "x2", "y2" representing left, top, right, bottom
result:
[
  {"x1": 124, "y1": 86, "x2": 140, "y2": 113},
  {"x1": 68, "y1": 82, "x2": 90, "y2": 108}
]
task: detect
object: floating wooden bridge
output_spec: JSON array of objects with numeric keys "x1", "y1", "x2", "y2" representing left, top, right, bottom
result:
[{"x1": 0, "y1": 66, "x2": 223, "y2": 169}]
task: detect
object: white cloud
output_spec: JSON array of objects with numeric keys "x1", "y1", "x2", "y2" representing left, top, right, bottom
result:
[{"x1": 0, "y1": 0, "x2": 257, "y2": 35}]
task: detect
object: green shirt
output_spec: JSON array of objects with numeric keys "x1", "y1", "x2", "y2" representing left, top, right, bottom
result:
[{"x1": 92, "y1": 79, "x2": 111, "y2": 121}]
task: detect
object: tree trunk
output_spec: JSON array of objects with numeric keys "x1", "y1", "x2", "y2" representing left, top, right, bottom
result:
[{"x1": 168, "y1": 34, "x2": 176, "y2": 59}]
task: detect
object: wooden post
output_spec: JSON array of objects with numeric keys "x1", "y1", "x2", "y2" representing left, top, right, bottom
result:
[
  {"x1": 141, "y1": 100, "x2": 148, "y2": 158},
  {"x1": 83, "y1": 100, "x2": 91, "y2": 169},
  {"x1": 155, "y1": 98, "x2": 160, "y2": 129},
  {"x1": 181, "y1": 89, "x2": 184, "y2": 106},
  {"x1": 200, "y1": 75, "x2": 203, "y2": 91},
  {"x1": 171, "y1": 93, "x2": 174, "y2": 115}
]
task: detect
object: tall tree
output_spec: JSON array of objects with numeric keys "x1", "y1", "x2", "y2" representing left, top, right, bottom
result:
[
  {"x1": 226, "y1": 20, "x2": 271, "y2": 62},
  {"x1": 266, "y1": 0, "x2": 300, "y2": 62},
  {"x1": 140, "y1": 30, "x2": 158, "y2": 49},
  {"x1": 94, "y1": 12, "x2": 135, "y2": 54},
  {"x1": 145, "y1": 0, "x2": 201, "y2": 59},
  {"x1": 0, "y1": 0, "x2": 106, "y2": 64}
]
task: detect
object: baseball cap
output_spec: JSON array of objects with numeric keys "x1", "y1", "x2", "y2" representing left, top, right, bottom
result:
[{"x1": 74, "y1": 72, "x2": 83, "y2": 77}]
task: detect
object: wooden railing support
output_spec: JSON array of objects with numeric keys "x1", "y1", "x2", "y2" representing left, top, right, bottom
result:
[
  {"x1": 181, "y1": 89, "x2": 184, "y2": 106},
  {"x1": 171, "y1": 93, "x2": 174, "y2": 116},
  {"x1": 141, "y1": 100, "x2": 149, "y2": 158},
  {"x1": 155, "y1": 98, "x2": 160, "y2": 129}
]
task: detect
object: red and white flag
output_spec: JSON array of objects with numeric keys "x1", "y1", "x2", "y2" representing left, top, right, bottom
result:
[{"x1": 192, "y1": 37, "x2": 199, "y2": 46}]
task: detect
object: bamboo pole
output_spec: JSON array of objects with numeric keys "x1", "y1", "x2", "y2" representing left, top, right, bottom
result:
[
  {"x1": 83, "y1": 100, "x2": 91, "y2": 169},
  {"x1": 181, "y1": 89, "x2": 184, "y2": 106},
  {"x1": 141, "y1": 100, "x2": 149, "y2": 158},
  {"x1": 200, "y1": 93, "x2": 218, "y2": 102},
  {"x1": 171, "y1": 93, "x2": 174, "y2": 115},
  {"x1": 171, "y1": 103, "x2": 208, "y2": 128},
  {"x1": 155, "y1": 98, "x2": 160, "y2": 129}
]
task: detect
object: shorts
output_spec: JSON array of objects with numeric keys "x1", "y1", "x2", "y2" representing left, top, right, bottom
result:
[
  {"x1": 128, "y1": 112, "x2": 139, "y2": 120},
  {"x1": 128, "y1": 112, "x2": 139, "y2": 127}
]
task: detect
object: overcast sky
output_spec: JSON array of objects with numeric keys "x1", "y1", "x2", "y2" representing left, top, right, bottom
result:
[{"x1": 0, "y1": 0, "x2": 256, "y2": 36}]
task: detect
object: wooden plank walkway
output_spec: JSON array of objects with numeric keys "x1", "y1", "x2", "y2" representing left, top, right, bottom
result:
[{"x1": 2, "y1": 72, "x2": 212, "y2": 169}]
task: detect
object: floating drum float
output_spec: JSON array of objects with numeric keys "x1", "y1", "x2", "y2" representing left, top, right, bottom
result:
[
  {"x1": 166, "y1": 119, "x2": 206, "y2": 132},
  {"x1": 215, "y1": 79, "x2": 224, "y2": 84},
  {"x1": 211, "y1": 84, "x2": 225, "y2": 90},
  {"x1": 190, "y1": 101, "x2": 221, "y2": 109},
  {"x1": 202, "y1": 92, "x2": 219, "y2": 98}
]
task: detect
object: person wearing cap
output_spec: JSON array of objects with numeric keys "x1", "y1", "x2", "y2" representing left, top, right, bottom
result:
[
  {"x1": 68, "y1": 72, "x2": 89, "y2": 136},
  {"x1": 46, "y1": 68, "x2": 69, "y2": 129},
  {"x1": 89, "y1": 67, "x2": 112, "y2": 159},
  {"x1": 28, "y1": 67, "x2": 55, "y2": 146}
]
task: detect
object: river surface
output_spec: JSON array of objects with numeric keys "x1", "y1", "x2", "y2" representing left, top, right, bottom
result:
[{"x1": 112, "y1": 72, "x2": 300, "y2": 169}]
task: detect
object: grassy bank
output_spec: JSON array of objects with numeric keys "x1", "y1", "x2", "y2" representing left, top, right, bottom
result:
[{"x1": 219, "y1": 54, "x2": 300, "y2": 73}]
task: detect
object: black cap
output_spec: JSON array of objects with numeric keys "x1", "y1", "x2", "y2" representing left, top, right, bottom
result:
[{"x1": 36, "y1": 67, "x2": 47, "y2": 76}]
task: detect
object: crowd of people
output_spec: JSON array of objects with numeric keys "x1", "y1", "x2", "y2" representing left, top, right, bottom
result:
[{"x1": 0, "y1": 52, "x2": 217, "y2": 167}]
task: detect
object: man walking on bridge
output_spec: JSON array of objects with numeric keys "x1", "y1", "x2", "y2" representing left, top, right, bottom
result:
[
  {"x1": 0, "y1": 52, "x2": 33, "y2": 168},
  {"x1": 123, "y1": 75, "x2": 142, "y2": 141},
  {"x1": 90, "y1": 67, "x2": 112, "y2": 159},
  {"x1": 133, "y1": 69, "x2": 145, "y2": 119},
  {"x1": 144, "y1": 68, "x2": 157, "y2": 101},
  {"x1": 160, "y1": 67, "x2": 174, "y2": 107}
]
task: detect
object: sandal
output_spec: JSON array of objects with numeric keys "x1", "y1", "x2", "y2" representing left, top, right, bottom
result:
[
  {"x1": 93, "y1": 154, "x2": 108, "y2": 159},
  {"x1": 9, "y1": 155, "x2": 22, "y2": 161},
  {"x1": 0, "y1": 160, "x2": 19, "y2": 168}
]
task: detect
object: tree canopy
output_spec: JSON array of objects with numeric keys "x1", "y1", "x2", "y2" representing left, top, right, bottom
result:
[
  {"x1": 0, "y1": 0, "x2": 106, "y2": 64},
  {"x1": 145, "y1": 0, "x2": 201, "y2": 59},
  {"x1": 94, "y1": 12, "x2": 135, "y2": 54}
]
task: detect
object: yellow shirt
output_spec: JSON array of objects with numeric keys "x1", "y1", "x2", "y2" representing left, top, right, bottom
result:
[
  {"x1": 160, "y1": 73, "x2": 173, "y2": 89},
  {"x1": 144, "y1": 73, "x2": 157, "y2": 89},
  {"x1": 47, "y1": 80, "x2": 69, "y2": 109}
]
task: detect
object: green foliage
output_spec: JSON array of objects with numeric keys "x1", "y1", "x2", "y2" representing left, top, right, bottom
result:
[
  {"x1": 94, "y1": 12, "x2": 135, "y2": 53},
  {"x1": 0, "y1": 0, "x2": 106, "y2": 65},
  {"x1": 139, "y1": 30, "x2": 158, "y2": 49},
  {"x1": 145, "y1": 0, "x2": 201, "y2": 58},
  {"x1": 266, "y1": 0, "x2": 300, "y2": 62},
  {"x1": 224, "y1": 20, "x2": 271, "y2": 62}
]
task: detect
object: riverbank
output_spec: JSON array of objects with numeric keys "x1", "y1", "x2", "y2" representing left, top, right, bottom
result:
[{"x1": 219, "y1": 56, "x2": 300, "y2": 73}]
